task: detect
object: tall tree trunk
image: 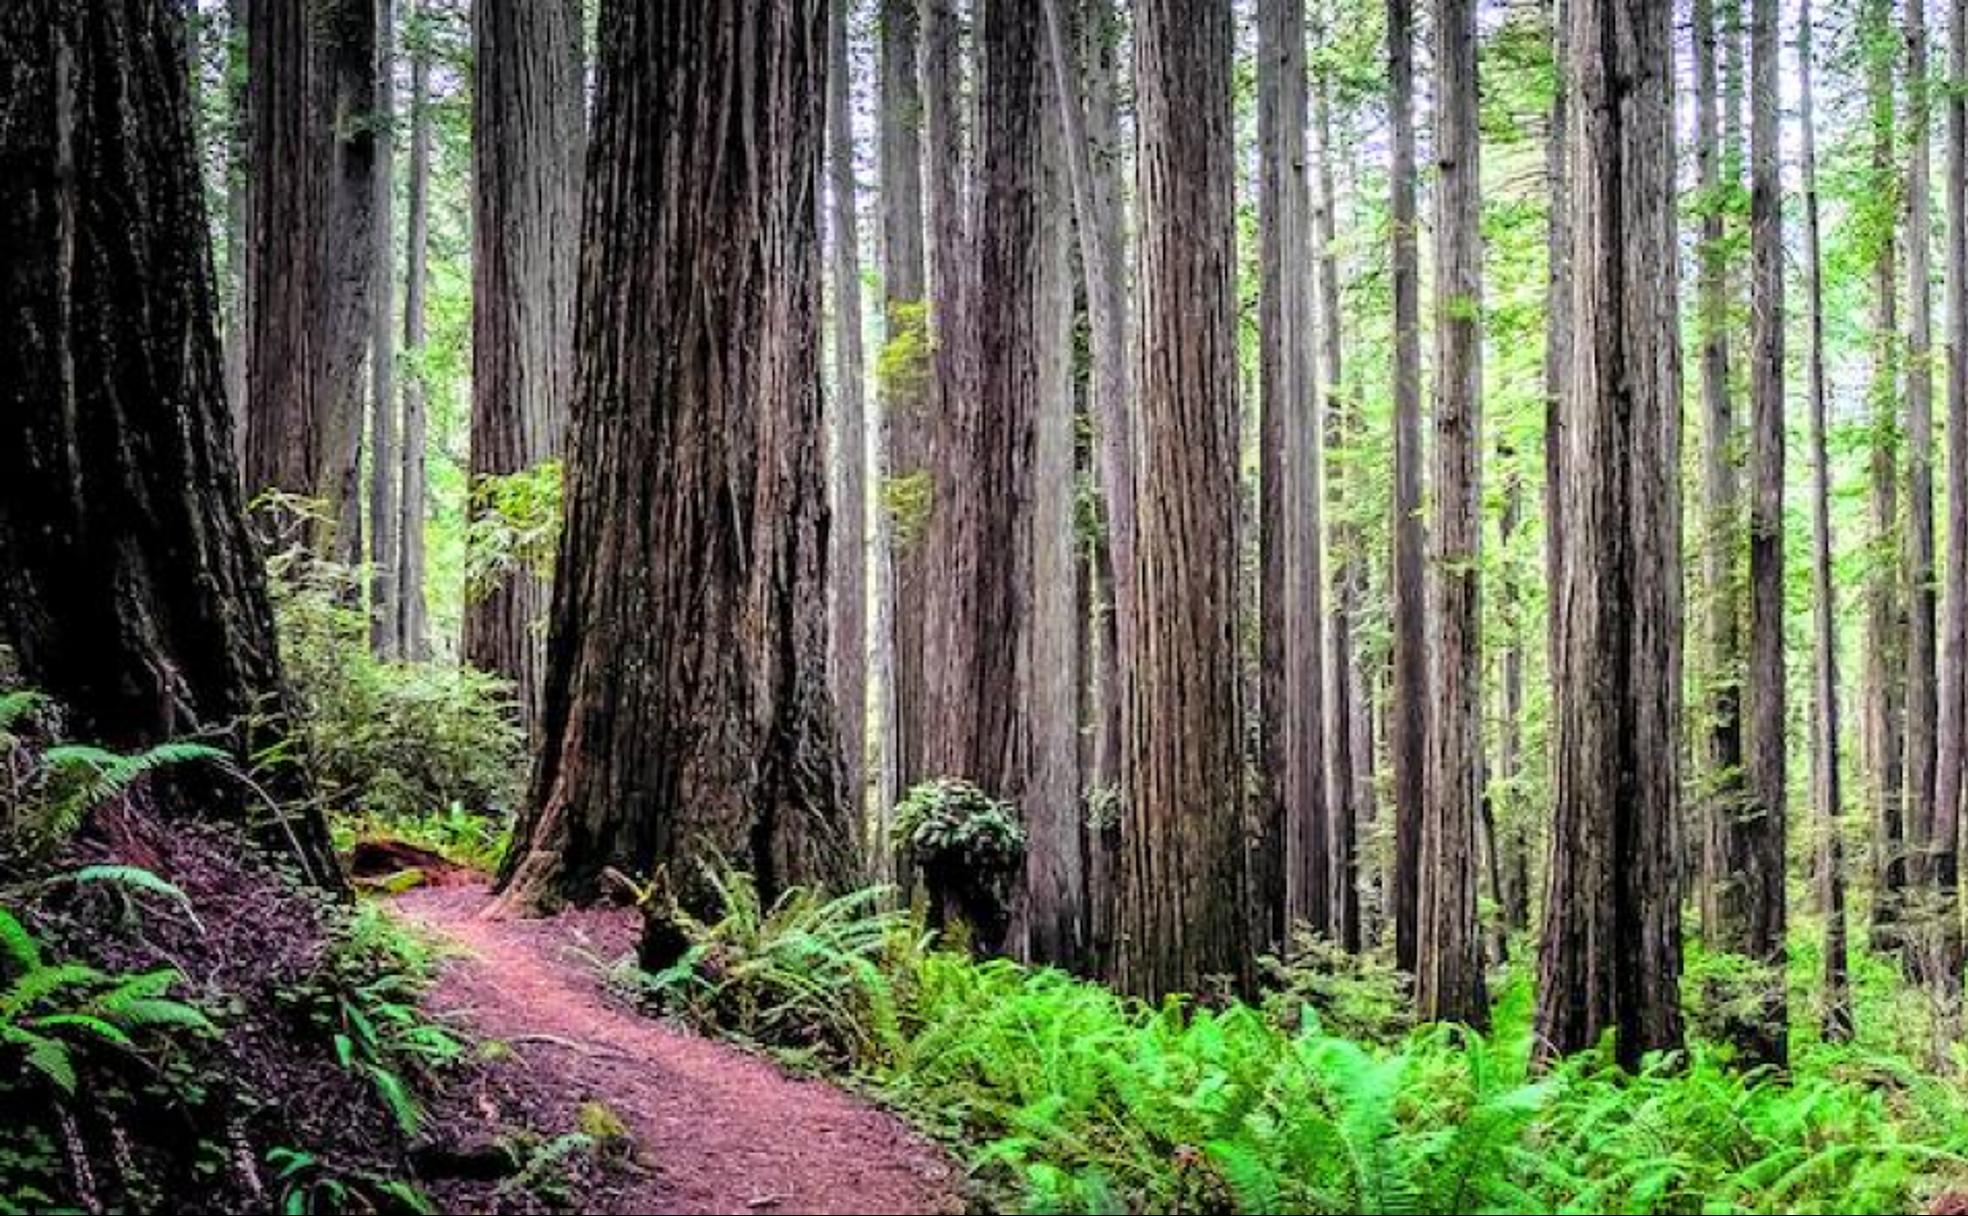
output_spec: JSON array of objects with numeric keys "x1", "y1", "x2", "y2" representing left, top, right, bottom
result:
[
  {"x1": 369, "y1": 0, "x2": 399, "y2": 659},
  {"x1": 1417, "y1": 0, "x2": 1486, "y2": 1028},
  {"x1": 1045, "y1": 0, "x2": 1133, "y2": 970},
  {"x1": 1534, "y1": 0, "x2": 1685, "y2": 1069},
  {"x1": 825, "y1": 0, "x2": 870, "y2": 856},
  {"x1": 241, "y1": 0, "x2": 376, "y2": 560},
  {"x1": 1937, "y1": 0, "x2": 1968, "y2": 985},
  {"x1": 1908, "y1": 0, "x2": 1940, "y2": 893},
  {"x1": 0, "y1": 0, "x2": 338, "y2": 888},
  {"x1": 496, "y1": 0, "x2": 855, "y2": 916},
  {"x1": 1386, "y1": 0, "x2": 1426, "y2": 976},
  {"x1": 1258, "y1": 0, "x2": 1327, "y2": 948},
  {"x1": 1865, "y1": 0, "x2": 1907, "y2": 946},
  {"x1": 876, "y1": 0, "x2": 926, "y2": 874},
  {"x1": 467, "y1": 0, "x2": 585, "y2": 721},
  {"x1": 1121, "y1": 0, "x2": 1247, "y2": 999},
  {"x1": 395, "y1": 11, "x2": 432, "y2": 661},
  {"x1": 1798, "y1": 0, "x2": 1851, "y2": 1044},
  {"x1": 1725, "y1": 0, "x2": 1788, "y2": 1067},
  {"x1": 1694, "y1": 0, "x2": 1747, "y2": 948},
  {"x1": 223, "y1": 0, "x2": 248, "y2": 458},
  {"x1": 1315, "y1": 23, "x2": 1362, "y2": 952},
  {"x1": 1543, "y1": 0, "x2": 1568, "y2": 847}
]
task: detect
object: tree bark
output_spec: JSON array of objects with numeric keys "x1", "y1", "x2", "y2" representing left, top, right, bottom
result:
[
  {"x1": 1907, "y1": 0, "x2": 1940, "y2": 900},
  {"x1": 1727, "y1": 0, "x2": 1788, "y2": 1067},
  {"x1": 1937, "y1": 0, "x2": 1968, "y2": 975},
  {"x1": 496, "y1": 0, "x2": 855, "y2": 915},
  {"x1": 223, "y1": 0, "x2": 248, "y2": 460},
  {"x1": 1534, "y1": 0, "x2": 1685, "y2": 1069},
  {"x1": 1798, "y1": 0, "x2": 1851, "y2": 1044},
  {"x1": 1416, "y1": 0, "x2": 1486, "y2": 1028},
  {"x1": 369, "y1": 0, "x2": 399, "y2": 658},
  {"x1": 1865, "y1": 0, "x2": 1907, "y2": 945},
  {"x1": 1120, "y1": 0, "x2": 1247, "y2": 999},
  {"x1": 1386, "y1": 0, "x2": 1426, "y2": 976},
  {"x1": 875, "y1": 0, "x2": 926, "y2": 873},
  {"x1": 0, "y1": 0, "x2": 338, "y2": 888},
  {"x1": 1257, "y1": 0, "x2": 1328, "y2": 949},
  {"x1": 467, "y1": 0, "x2": 584, "y2": 722},
  {"x1": 395, "y1": 12, "x2": 432, "y2": 661},
  {"x1": 825, "y1": 0, "x2": 870, "y2": 858},
  {"x1": 1315, "y1": 22, "x2": 1362, "y2": 953},
  {"x1": 1693, "y1": 0, "x2": 1747, "y2": 949}
]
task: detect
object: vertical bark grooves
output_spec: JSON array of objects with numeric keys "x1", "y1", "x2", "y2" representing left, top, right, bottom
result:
[
  {"x1": 1865, "y1": 0, "x2": 1907, "y2": 940},
  {"x1": 1418, "y1": 0, "x2": 1486, "y2": 1027},
  {"x1": 467, "y1": 0, "x2": 584, "y2": 721},
  {"x1": 1734, "y1": 0, "x2": 1788, "y2": 1065},
  {"x1": 1798, "y1": 0, "x2": 1851, "y2": 1043},
  {"x1": 824, "y1": 0, "x2": 870, "y2": 861},
  {"x1": 1693, "y1": 0, "x2": 1746, "y2": 947},
  {"x1": 396, "y1": 19, "x2": 432, "y2": 661},
  {"x1": 498, "y1": 0, "x2": 852, "y2": 912},
  {"x1": 1535, "y1": 0, "x2": 1685, "y2": 1068},
  {"x1": 876, "y1": 0, "x2": 926, "y2": 859},
  {"x1": 1121, "y1": 0, "x2": 1247, "y2": 999},
  {"x1": 1906, "y1": 0, "x2": 1939, "y2": 893},
  {"x1": 1386, "y1": 0, "x2": 1426, "y2": 975},
  {"x1": 0, "y1": 0, "x2": 337, "y2": 886},
  {"x1": 369, "y1": 0, "x2": 399, "y2": 658},
  {"x1": 1938, "y1": 0, "x2": 1968, "y2": 944}
]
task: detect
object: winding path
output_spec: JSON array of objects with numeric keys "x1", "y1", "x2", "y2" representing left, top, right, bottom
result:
[{"x1": 390, "y1": 884, "x2": 959, "y2": 1215}]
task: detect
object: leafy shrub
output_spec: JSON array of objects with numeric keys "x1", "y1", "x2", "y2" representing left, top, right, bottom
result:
[
  {"x1": 1259, "y1": 929, "x2": 1413, "y2": 1044},
  {"x1": 895, "y1": 778, "x2": 1026, "y2": 953},
  {"x1": 463, "y1": 461, "x2": 562, "y2": 600},
  {"x1": 611, "y1": 861, "x2": 908, "y2": 1067},
  {"x1": 260, "y1": 495, "x2": 524, "y2": 827}
]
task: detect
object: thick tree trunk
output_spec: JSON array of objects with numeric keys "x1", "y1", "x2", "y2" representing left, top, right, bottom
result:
[
  {"x1": 1417, "y1": 0, "x2": 1486, "y2": 1028},
  {"x1": 396, "y1": 19, "x2": 432, "y2": 661},
  {"x1": 1693, "y1": 0, "x2": 1747, "y2": 949},
  {"x1": 223, "y1": 0, "x2": 248, "y2": 458},
  {"x1": 1120, "y1": 0, "x2": 1247, "y2": 999},
  {"x1": 0, "y1": 0, "x2": 338, "y2": 888},
  {"x1": 876, "y1": 0, "x2": 926, "y2": 874},
  {"x1": 1386, "y1": 0, "x2": 1426, "y2": 975},
  {"x1": 466, "y1": 0, "x2": 584, "y2": 723},
  {"x1": 824, "y1": 0, "x2": 870, "y2": 855},
  {"x1": 1534, "y1": 0, "x2": 1685, "y2": 1069},
  {"x1": 497, "y1": 0, "x2": 855, "y2": 914},
  {"x1": 1798, "y1": 0, "x2": 1851, "y2": 1044},
  {"x1": 1543, "y1": 0, "x2": 1569, "y2": 717},
  {"x1": 369, "y1": 0, "x2": 399, "y2": 659},
  {"x1": 1865, "y1": 0, "x2": 1907, "y2": 945},
  {"x1": 1725, "y1": 0, "x2": 1788, "y2": 1067}
]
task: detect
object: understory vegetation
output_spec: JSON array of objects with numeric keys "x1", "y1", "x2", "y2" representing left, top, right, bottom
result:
[{"x1": 621, "y1": 860, "x2": 1968, "y2": 1216}]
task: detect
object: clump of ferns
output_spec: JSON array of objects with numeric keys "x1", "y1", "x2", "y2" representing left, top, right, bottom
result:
[
  {"x1": 1, "y1": 687, "x2": 228, "y2": 865},
  {"x1": 893, "y1": 778, "x2": 1026, "y2": 956}
]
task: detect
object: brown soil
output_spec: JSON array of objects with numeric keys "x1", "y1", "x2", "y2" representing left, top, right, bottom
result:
[{"x1": 391, "y1": 883, "x2": 963, "y2": 1216}]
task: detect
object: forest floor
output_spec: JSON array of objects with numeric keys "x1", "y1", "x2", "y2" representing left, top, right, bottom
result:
[{"x1": 390, "y1": 883, "x2": 961, "y2": 1215}]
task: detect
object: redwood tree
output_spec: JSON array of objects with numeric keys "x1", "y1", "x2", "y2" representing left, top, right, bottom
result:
[
  {"x1": 1120, "y1": 0, "x2": 1247, "y2": 999},
  {"x1": 1534, "y1": 0, "x2": 1685, "y2": 1068},
  {"x1": 0, "y1": 0, "x2": 338, "y2": 887},
  {"x1": 467, "y1": 0, "x2": 585, "y2": 725},
  {"x1": 496, "y1": 0, "x2": 854, "y2": 913}
]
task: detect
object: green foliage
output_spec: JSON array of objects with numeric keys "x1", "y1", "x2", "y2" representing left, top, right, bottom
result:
[
  {"x1": 0, "y1": 873, "x2": 212, "y2": 1097},
  {"x1": 279, "y1": 904, "x2": 462, "y2": 1137},
  {"x1": 267, "y1": 1146, "x2": 434, "y2": 1216},
  {"x1": 894, "y1": 779, "x2": 1025, "y2": 876},
  {"x1": 877, "y1": 299, "x2": 932, "y2": 411},
  {"x1": 1259, "y1": 931, "x2": 1414, "y2": 1045},
  {"x1": 612, "y1": 861, "x2": 908, "y2": 1067},
  {"x1": 0, "y1": 686, "x2": 228, "y2": 862},
  {"x1": 261, "y1": 505, "x2": 524, "y2": 826},
  {"x1": 463, "y1": 461, "x2": 563, "y2": 600},
  {"x1": 332, "y1": 803, "x2": 509, "y2": 873},
  {"x1": 881, "y1": 470, "x2": 935, "y2": 551}
]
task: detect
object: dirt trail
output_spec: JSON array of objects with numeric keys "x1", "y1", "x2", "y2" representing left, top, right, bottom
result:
[{"x1": 391, "y1": 884, "x2": 959, "y2": 1215}]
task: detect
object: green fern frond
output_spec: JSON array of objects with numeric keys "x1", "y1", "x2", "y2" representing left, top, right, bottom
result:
[{"x1": 0, "y1": 906, "x2": 43, "y2": 975}]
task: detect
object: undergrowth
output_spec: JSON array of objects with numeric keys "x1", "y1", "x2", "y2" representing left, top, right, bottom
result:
[{"x1": 625, "y1": 864, "x2": 1968, "y2": 1215}]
